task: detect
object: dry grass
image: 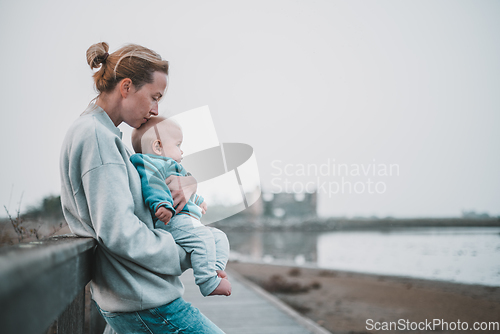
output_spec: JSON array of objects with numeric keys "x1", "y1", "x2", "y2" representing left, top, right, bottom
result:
[{"x1": 0, "y1": 218, "x2": 69, "y2": 247}]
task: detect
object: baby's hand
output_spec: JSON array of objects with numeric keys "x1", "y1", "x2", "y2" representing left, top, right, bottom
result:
[
  {"x1": 200, "y1": 201, "x2": 208, "y2": 214},
  {"x1": 156, "y1": 207, "x2": 173, "y2": 225}
]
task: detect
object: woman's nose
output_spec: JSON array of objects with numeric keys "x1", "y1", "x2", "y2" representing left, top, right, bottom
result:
[{"x1": 150, "y1": 103, "x2": 159, "y2": 116}]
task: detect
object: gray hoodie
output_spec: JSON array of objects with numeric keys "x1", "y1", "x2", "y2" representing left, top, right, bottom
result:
[{"x1": 59, "y1": 104, "x2": 190, "y2": 312}]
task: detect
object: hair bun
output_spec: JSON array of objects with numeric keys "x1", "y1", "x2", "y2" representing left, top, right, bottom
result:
[
  {"x1": 86, "y1": 42, "x2": 110, "y2": 69},
  {"x1": 88, "y1": 43, "x2": 169, "y2": 95}
]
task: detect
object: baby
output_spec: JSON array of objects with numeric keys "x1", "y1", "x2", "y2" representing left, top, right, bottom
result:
[{"x1": 130, "y1": 116, "x2": 231, "y2": 297}]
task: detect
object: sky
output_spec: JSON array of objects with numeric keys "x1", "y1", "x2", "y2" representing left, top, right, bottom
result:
[{"x1": 0, "y1": 0, "x2": 499, "y2": 218}]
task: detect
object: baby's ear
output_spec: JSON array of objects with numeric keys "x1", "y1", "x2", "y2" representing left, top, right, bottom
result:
[{"x1": 152, "y1": 140, "x2": 163, "y2": 155}]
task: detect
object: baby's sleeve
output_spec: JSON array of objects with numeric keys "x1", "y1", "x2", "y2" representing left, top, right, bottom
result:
[
  {"x1": 131, "y1": 155, "x2": 176, "y2": 215},
  {"x1": 192, "y1": 193, "x2": 205, "y2": 206}
]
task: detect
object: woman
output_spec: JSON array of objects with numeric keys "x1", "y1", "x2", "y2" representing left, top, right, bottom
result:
[{"x1": 60, "y1": 42, "x2": 225, "y2": 333}]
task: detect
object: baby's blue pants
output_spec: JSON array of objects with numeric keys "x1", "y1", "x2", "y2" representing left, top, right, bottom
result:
[{"x1": 158, "y1": 214, "x2": 230, "y2": 296}]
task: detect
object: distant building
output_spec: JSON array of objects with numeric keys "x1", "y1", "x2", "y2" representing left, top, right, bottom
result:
[
  {"x1": 461, "y1": 210, "x2": 490, "y2": 219},
  {"x1": 232, "y1": 191, "x2": 317, "y2": 220},
  {"x1": 262, "y1": 192, "x2": 317, "y2": 218}
]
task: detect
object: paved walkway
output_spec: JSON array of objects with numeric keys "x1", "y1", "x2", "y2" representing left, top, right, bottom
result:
[{"x1": 181, "y1": 269, "x2": 331, "y2": 334}]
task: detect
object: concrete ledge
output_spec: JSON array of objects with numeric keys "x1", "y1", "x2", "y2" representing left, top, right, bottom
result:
[{"x1": 0, "y1": 235, "x2": 96, "y2": 334}]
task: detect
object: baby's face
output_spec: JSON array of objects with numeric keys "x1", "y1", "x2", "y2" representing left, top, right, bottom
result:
[{"x1": 159, "y1": 124, "x2": 184, "y2": 163}]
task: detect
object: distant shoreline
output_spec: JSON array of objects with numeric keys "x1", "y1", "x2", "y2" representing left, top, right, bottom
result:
[{"x1": 213, "y1": 216, "x2": 500, "y2": 232}]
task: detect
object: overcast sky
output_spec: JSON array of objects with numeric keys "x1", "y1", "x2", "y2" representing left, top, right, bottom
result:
[{"x1": 1, "y1": 0, "x2": 499, "y2": 218}]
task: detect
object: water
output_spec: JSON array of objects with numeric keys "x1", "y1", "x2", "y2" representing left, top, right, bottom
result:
[{"x1": 226, "y1": 227, "x2": 500, "y2": 286}]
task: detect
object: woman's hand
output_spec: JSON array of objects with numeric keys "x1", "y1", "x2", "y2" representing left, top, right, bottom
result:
[
  {"x1": 165, "y1": 175, "x2": 197, "y2": 213},
  {"x1": 199, "y1": 201, "x2": 208, "y2": 214},
  {"x1": 156, "y1": 207, "x2": 173, "y2": 225}
]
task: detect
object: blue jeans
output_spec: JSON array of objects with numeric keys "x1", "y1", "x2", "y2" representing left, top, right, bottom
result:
[{"x1": 95, "y1": 298, "x2": 225, "y2": 334}]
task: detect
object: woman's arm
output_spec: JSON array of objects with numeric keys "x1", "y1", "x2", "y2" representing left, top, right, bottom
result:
[{"x1": 82, "y1": 163, "x2": 185, "y2": 276}]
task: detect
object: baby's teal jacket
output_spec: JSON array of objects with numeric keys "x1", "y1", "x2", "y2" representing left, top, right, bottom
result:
[{"x1": 130, "y1": 153, "x2": 205, "y2": 221}]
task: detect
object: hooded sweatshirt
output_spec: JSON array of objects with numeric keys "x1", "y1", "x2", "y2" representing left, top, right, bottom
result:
[{"x1": 59, "y1": 104, "x2": 190, "y2": 312}]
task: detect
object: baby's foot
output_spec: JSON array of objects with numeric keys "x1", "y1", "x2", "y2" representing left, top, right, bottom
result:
[
  {"x1": 209, "y1": 278, "x2": 232, "y2": 296},
  {"x1": 216, "y1": 270, "x2": 228, "y2": 279}
]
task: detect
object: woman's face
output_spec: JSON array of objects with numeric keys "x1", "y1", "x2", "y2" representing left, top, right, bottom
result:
[{"x1": 122, "y1": 71, "x2": 168, "y2": 128}]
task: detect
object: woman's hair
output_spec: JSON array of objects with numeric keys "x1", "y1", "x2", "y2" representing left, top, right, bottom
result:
[{"x1": 86, "y1": 42, "x2": 169, "y2": 94}]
